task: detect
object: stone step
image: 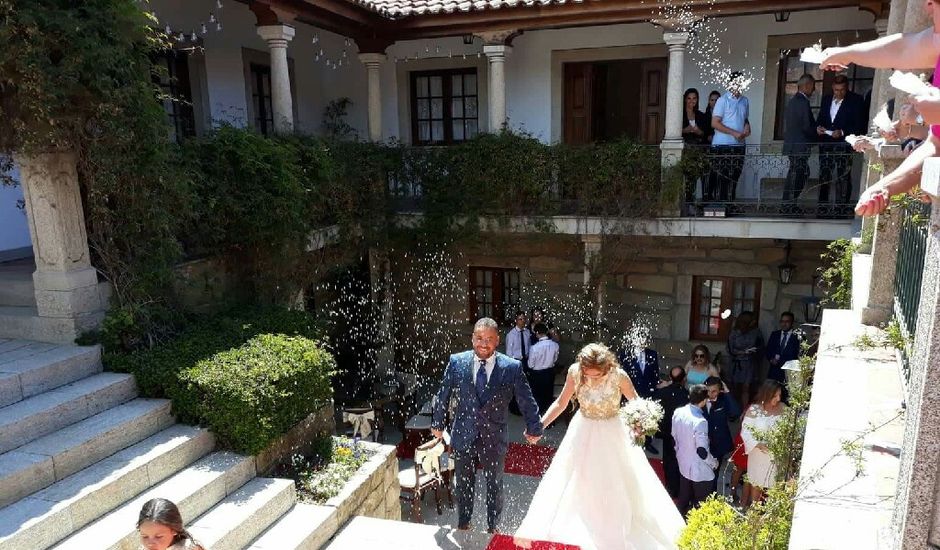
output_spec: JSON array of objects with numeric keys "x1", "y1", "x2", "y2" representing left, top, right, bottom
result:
[
  {"x1": 0, "y1": 424, "x2": 215, "y2": 550},
  {"x1": 188, "y1": 477, "x2": 296, "y2": 550},
  {"x1": 51, "y1": 451, "x2": 256, "y2": 550},
  {"x1": 0, "y1": 398, "x2": 174, "y2": 508},
  {"x1": 0, "y1": 343, "x2": 102, "y2": 408},
  {"x1": 0, "y1": 306, "x2": 103, "y2": 345},
  {"x1": 0, "y1": 268, "x2": 34, "y2": 308},
  {"x1": 0, "y1": 372, "x2": 137, "y2": 454},
  {"x1": 247, "y1": 502, "x2": 338, "y2": 550}
]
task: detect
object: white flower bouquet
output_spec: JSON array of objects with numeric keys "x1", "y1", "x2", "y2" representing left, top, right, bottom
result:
[{"x1": 619, "y1": 397, "x2": 664, "y2": 445}]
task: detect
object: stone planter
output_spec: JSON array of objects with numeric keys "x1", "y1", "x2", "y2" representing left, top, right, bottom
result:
[
  {"x1": 302, "y1": 440, "x2": 400, "y2": 548},
  {"x1": 256, "y1": 402, "x2": 336, "y2": 475}
]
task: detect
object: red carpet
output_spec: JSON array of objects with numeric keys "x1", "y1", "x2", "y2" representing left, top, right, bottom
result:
[
  {"x1": 486, "y1": 534, "x2": 581, "y2": 550},
  {"x1": 503, "y1": 442, "x2": 557, "y2": 476}
]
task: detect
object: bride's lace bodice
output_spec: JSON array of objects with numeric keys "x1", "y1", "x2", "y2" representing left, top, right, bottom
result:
[{"x1": 569, "y1": 364, "x2": 624, "y2": 419}]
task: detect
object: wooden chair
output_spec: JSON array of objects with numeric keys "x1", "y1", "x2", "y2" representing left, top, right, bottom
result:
[{"x1": 398, "y1": 438, "x2": 445, "y2": 522}]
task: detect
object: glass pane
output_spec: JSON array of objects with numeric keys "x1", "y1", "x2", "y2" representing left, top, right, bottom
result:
[
  {"x1": 745, "y1": 283, "x2": 756, "y2": 300},
  {"x1": 700, "y1": 301, "x2": 709, "y2": 316},
  {"x1": 431, "y1": 98, "x2": 443, "y2": 119},
  {"x1": 709, "y1": 318, "x2": 720, "y2": 334},
  {"x1": 417, "y1": 77, "x2": 429, "y2": 97},
  {"x1": 484, "y1": 271, "x2": 492, "y2": 285},
  {"x1": 465, "y1": 119, "x2": 478, "y2": 138},
  {"x1": 465, "y1": 74, "x2": 477, "y2": 94},
  {"x1": 734, "y1": 284, "x2": 743, "y2": 299},
  {"x1": 418, "y1": 121, "x2": 430, "y2": 141},
  {"x1": 466, "y1": 97, "x2": 478, "y2": 117},
  {"x1": 785, "y1": 57, "x2": 804, "y2": 81},
  {"x1": 432, "y1": 121, "x2": 444, "y2": 141},
  {"x1": 475, "y1": 270, "x2": 483, "y2": 284},
  {"x1": 710, "y1": 298, "x2": 722, "y2": 316},
  {"x1": 430, "y1": 76, "x2": 443, "y2": 96},
  {"x1": 452, "y1": 99, "x2": 464, "y2": 118},
  {"x1": 452, "y1": 74, "x2": 463, "y2": 96},
  {"x1": 453, "y1": 121, "x2": 465, "y2": 141},
  {"x1": 417, "y1": 99, "x2": 430, "y2": 119},
  {"x1": 262, "y1": 76, "x2": 270, "y2": 96},
  {"x1": 475, "y1": 288, "x2": 484, "y2": 301},
  {"x1": 699, "y1": 318, "x2": 708, "y2": 334},
  {"x1": 712, "y1": 280, "x2": 723, "y2": 297}
]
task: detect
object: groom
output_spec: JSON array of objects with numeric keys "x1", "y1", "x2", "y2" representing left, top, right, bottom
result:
[{"x1": 431, "y1": 317, "x2": 544, "y2": 534}]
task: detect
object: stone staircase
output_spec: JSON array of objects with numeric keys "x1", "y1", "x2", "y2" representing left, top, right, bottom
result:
[{"x1": 0, "y1": 339, "x2": 332, "y2": 550}]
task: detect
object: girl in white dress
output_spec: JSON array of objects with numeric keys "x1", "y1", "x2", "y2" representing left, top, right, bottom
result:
[
  {"x1": 740, "y1": 379, "x2": 786, "y2": 506},
  {"x1": 514, "y1": 343, "x2": 685, "y2": 550},
  {"x1": 137, "y1": 498, "x2": 204, "y2": 550}
]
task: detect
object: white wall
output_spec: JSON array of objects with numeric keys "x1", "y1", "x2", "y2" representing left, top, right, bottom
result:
[
  {"x1": 0, "y1": 165, "x2": 31, "y2": 255},
  {"x1": 148, "y1": 2, "x2": 876, "y2": 145}
]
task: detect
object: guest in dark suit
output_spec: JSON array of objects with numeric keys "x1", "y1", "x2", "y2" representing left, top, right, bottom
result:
[
  {"x1": 431, "y1": 317, "x2": 543, "y2": 533},
  {"x1": 765, "y1": 311, "x2": 801, "y2": 402},
  {"x1": 783, "y1": 74, "x2": 818, "y2": 203},
  {"x1": 816, "y1": 74, "x2": 867, "y2": 206},
  {"x1": 703, "y1": 376, "x2": 741, "y2": 492},
  {"x1": 653, "y1": 366, "x2": 690, "y2": 498},
  {"x1": 618, "y1": 345, "x2": 660, "y2": 400}
]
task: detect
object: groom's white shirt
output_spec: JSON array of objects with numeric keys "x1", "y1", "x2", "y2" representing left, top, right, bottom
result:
[
  {"x1": 672, "y1": 404, "x2": 717, "y2": 482},
  {"x1": 472, "y1": 353, "x2": 497, "y2": 384}
]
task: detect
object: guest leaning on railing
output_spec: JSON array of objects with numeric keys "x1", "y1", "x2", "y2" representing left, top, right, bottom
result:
[{"x1": 821, "y1": 2, "x2": 940, "y2": 216}]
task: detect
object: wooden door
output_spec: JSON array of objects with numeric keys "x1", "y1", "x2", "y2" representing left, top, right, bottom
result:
[
  {"x1": 563, "y1": 62, "x2": 594, "y2": 145},
  {"x1": 639, "y1": 59, "x2": 667, "y2": 144}
]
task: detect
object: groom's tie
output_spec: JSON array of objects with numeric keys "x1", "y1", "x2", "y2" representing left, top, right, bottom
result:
[{"x1": 476, "y1": 360, "x2": 488, "y2": 401}]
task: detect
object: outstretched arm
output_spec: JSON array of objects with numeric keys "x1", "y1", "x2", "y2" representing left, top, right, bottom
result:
[
  {"x1": 430, "y1": 359, "x2": 455, "y2": 438},
  {"x1": 514, "y1": 364, "x2": 544, "y2": 438},
  {"x1": 540, "y1": 372, "x2": 576, "y2": 429},
  {"x1": 857, "y1": 133, "x2": 938, "y2": 216},
  {"x1": 822, "y1": 30, "x2": 940, "y2": 71}
]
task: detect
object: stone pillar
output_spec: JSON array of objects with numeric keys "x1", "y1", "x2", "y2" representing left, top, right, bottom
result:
[
  {"x1": 368, "y1": 247, "x2": 395, "y2": 383},
  {"x1": 860, "y1": 16, "x2": 896, "y2": 239},
  {"x1": 660, "y1": 32, "x2": 689, "y2": 167},
  {"x1": 892, "y1": 158, "x2": 940, "y2": 549},
  {"x1": 862, "y1": 145, "x2": 906, "y2": 326},
  {"x1": 483, "y1": 44, "x2": 511, "y2": 132},
  {"x1": 903, "y1": 0, "x2": 930, "y2": 32},
  {"x1": 359, "y1": 53, "x2": 386, "y2": 142},
  {"x1": 257, "y1": 24, "x2": 295, "y2": 134},
  {"x1": 17, "y1": 151, "x2": 105, "y2": 341}
]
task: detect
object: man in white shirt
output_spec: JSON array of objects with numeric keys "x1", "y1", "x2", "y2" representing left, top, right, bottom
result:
[
  {"x1": 672, "y1": 385, "x2": 718, "y2": 516},
  {"x1": 506, "y1": 311, "x2": 532, "y2": 415},
  {"x1": 526, "y1": 323, "x2": 560, "y2": 414},
  {"x1": 710, "y1": 71, "x2": 751, "y2": 201},
  {"x1": 815, "y1": 74, "x2": 866, "y2": 209}
]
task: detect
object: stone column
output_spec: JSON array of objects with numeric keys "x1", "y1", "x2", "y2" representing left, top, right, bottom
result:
[
  {"x1": 892, "y1": 158, "x2": 940, "y2": 549},
  {"x1": 660, "y1": 32, "x2": 689, "y2": 167},
  {"x1": 862, "y1": 145, "x2": 906, "y2": 326},
  {"x1": 483, "y1": 44, "x2": 511, "y2": 132},
  {"x1": 17, "y1": 151, "x2": 104, "y2": 341},
  {"x1": 257, "y1": 24, "x2": 295, "y2": 134},
  {"x1": 359, "y1": 53, "x2": 387, "y2": 142}
]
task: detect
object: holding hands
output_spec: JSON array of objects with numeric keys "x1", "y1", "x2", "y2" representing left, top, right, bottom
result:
[{"x1": 524, "y1": 431, "x2": 542, "y2": 445}]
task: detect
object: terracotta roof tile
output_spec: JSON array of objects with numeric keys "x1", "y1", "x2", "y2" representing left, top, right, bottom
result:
[{"x1": 348, "y1": 0, "x2": 578, "y2": 19}]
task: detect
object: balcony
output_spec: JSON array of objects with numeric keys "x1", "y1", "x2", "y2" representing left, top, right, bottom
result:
[{"x1": 383, "y1": 139, "x2": 856, "y2": 240}]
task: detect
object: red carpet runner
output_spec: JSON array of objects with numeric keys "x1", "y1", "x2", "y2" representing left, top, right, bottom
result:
[
  {"x1": 501, "y1": 442, "x2": 667, "y2": 486},
  {"x1": 486, "y1": 534, "x2": 581, "y2": 550}
]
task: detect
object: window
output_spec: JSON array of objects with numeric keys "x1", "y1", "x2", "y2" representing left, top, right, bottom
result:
[
  {"x1": 773, "y1": 51, "x2": 874, "y2": 140},
  {"x1": 153, "y1": 51, "x2": 196, "y2": 142},
  {"x1": 690, "y1": 276, "x2": 761, "y2": 341},
  {"x1": 250, "y1": 63, "x2": 274, "y2": 136},
  {"x1": 411, "y1": 69, "x2": 479, "y2": 145},
  {"x1": 468, "y1": 267, "x2": 520, "y2": 324}
]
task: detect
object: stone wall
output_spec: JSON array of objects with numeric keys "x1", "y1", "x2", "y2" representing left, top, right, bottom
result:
[
  {"x1": 306, "y1": 441, "x2": 401, "y2": 548},
  {"x1": 388, "y1": 233, "x2": 829, "y2": 373},
  {"x1": 256, "y1": 402, "x2": 336, "y2": 475}
]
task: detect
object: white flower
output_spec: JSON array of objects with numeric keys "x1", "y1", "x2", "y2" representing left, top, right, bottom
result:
[{"x1": 619, "y1": 398, "x2": 665, "y2": 443}]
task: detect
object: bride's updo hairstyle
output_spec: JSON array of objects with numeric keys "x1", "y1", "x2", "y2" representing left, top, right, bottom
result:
[{"x1": 573, "y1": 343, "x2": 620, "y2": 394}]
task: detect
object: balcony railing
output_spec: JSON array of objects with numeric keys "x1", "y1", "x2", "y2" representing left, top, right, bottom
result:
[
  {"x1": 893, "y1": 199, "x2": 932, "y2": 382},
  {"x1": 385, "y1": 142, "x2": 858, "y2": 220},
  {"x1": 680, "y1": 144, "x2": 858, "y2": 219}
]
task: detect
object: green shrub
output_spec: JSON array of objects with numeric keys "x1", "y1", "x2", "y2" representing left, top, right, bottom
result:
[
  {"x1": 105, "y1": 308, "x2": 333, "y2": 454},
  {"x1": 178, "y1": 333, "x2": 335, "y2": 454},
  {"x1": 818, "y1": 238, "x2": 856, "y2": 309},
  {"x1": 679, "y1": 484, "x2": 796, "y2": 550}
]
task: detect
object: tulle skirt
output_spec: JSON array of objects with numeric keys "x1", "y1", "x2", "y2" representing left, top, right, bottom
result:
[{"x1": 514, "y1": 412, "x2": 685, "y2": 550}]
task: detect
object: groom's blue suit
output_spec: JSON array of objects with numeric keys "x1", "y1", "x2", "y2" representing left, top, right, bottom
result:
[{"x1": 432, "y1": 350, "x2": 543, "y2": 531}]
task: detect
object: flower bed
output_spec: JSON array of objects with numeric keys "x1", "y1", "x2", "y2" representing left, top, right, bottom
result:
[{"x1": 292, "y1": 437, "x2": 375, "y2": 504}]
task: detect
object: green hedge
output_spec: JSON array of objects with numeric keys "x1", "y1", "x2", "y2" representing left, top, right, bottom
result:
[{"x1": 106, "y1": 308, "x2": 334, "y2": 454}]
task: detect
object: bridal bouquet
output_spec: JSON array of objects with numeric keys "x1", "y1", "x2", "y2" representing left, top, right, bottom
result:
[{"x1": 619, "y1": 398, "x2": 664, "y2": 446}]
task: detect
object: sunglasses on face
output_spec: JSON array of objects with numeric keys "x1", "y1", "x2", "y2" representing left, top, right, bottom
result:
[{"x1": 694, "y1": 353, "x2": 706, "y2": 359}]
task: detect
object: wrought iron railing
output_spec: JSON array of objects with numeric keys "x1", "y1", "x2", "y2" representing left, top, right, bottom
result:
[
  {"x1": 893, "y1": 199, "x2": 932, "y2": 382},
  {"x1": 386, "y1": 143, "x2": 858, "y2": 220},
  {"x1": 680, "y1": 144, "x2": 858, "y2": 219}
]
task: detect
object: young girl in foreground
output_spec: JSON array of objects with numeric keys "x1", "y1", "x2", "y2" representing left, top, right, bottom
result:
[{"x1": 137, "y1": 498, "x2": 204, "y2": 550}]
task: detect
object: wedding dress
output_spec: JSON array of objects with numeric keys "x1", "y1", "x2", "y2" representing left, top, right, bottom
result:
[{"x1": 514, "y1": 364, "x2": 685, "y2": 550}]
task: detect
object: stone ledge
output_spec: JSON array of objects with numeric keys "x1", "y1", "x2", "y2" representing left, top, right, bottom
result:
[
  {"x1": 789, "y1": 309, "x2": 904, "y2": 550},
  {"x1": 255, "y1": 402, "x2": 336, "y2": 475}
]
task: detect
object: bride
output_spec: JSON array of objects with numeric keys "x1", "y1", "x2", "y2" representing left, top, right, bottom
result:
[{"x1": 514, "y1": 343, "x2": 685, "y2": 550}]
